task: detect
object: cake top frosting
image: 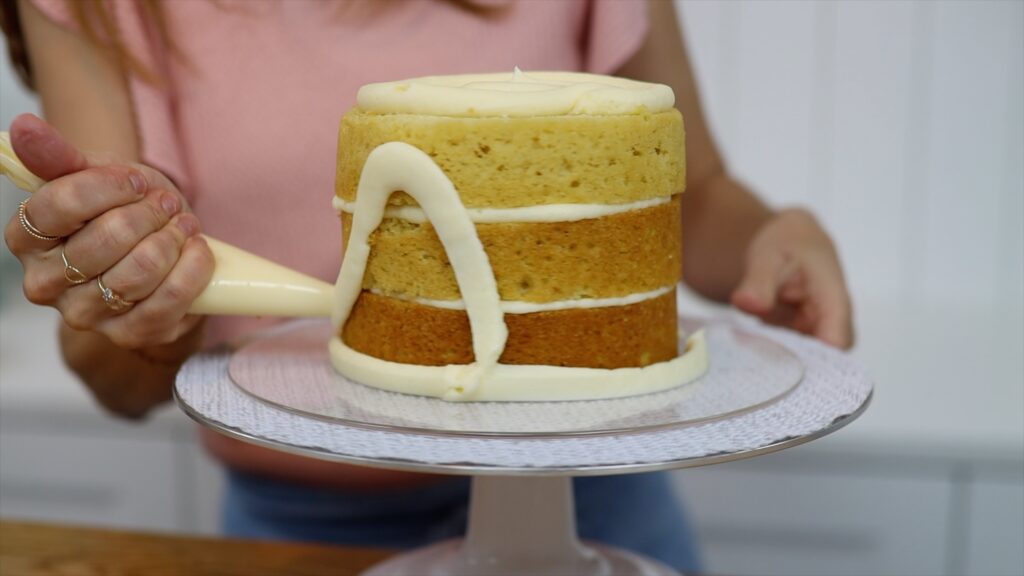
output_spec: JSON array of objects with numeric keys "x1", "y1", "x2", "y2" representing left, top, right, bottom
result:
[{"x1": 355, "y1": 69, "x2": 675, "y2": 117}]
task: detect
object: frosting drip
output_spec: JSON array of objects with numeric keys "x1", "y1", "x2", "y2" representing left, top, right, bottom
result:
[
  {"x1": 356, "y1": 71, "x2": 675, "y2": 117},
  {"x1": 333, "y1": 142, "x2": 507, "y2": 400}
]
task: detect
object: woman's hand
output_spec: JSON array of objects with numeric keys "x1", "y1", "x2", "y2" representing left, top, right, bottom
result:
[
  {"x1": 3, "y1": 114, "x2": 214, "y2": 354},
  {"x1": 731, "y1": 208, "x2": 855, "y2": 349}
]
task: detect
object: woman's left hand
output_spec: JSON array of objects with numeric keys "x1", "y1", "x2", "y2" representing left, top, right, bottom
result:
[{"x1": 731, "y1": 208, "x2": 855, "y2": 349}]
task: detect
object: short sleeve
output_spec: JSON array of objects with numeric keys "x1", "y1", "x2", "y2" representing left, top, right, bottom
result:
[
  {"x1": 582, "y1": 0, "x2": 649, "y2": 74},
  {"x1": 25, "y1": 0, "x2": 191, "y2": 195}
]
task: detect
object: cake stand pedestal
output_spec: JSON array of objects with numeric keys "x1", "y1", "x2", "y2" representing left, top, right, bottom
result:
[
  {"x1": 365, "y1": 475, "x2": 676, "y2": 575},
  {"x1": 174, "y1": 318, "x2": 872, "y2": 576}
]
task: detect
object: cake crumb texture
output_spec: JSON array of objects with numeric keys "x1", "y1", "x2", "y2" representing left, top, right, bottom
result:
[
  {"x1": 337, "y1": 110, "x2": 685, "y2": 208},
  {"x1": 342, "y1": 196, "x2": 682, "y2": 302},
  {"x1": 342, "y1": 290, "x2": 679, "y2": 368}
]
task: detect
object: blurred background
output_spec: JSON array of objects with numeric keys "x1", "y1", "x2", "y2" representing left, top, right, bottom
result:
[{"x1": 1, "y1": 1, "x2": 1021, "y2": 575}]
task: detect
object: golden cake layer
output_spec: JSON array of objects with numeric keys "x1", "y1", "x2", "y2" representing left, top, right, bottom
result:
[
  {"x1": 336, "y1": 110, "x2": 685, "y2": 208},
  {"x1": 343, "y1": 290, "x2": 679, "y2": 368},
  {"x1": 341, "y1": 196, "x2": 681, "y2": 302}
]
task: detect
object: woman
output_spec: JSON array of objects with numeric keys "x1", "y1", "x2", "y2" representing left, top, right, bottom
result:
[{"x1": 1, "y1": 0, "x2": 853, "y2": 570}]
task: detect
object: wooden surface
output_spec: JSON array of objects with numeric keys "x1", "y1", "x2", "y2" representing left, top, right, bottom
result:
[{"x1": 0, "y1": 520, "x2": 394, "y2": 575}]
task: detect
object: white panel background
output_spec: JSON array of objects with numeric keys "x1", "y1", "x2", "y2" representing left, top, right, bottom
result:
[
  {"x1": 678, "y1": 5, "x2": 1022, "y2": 572},
  {"x1": 679, "y1": 0, "x2": 1024, "y2": 314}
]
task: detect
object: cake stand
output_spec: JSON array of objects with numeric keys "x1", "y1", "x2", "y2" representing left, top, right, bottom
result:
[{"x1": 174, "y1": 317, "x2": 872, "y2": 576}]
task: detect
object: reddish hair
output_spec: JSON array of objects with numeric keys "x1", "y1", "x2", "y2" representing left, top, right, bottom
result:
[{"x1": 0, "y1": 0, "x2": 174, "y2": 88}]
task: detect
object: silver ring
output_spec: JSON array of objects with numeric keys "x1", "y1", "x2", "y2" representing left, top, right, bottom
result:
[
  {"x1": 18, "y1": 199, "x2": 60, "y2": 242},
  {"x1": 97, "y1": 276, "x2": 133, "y2": 312},
  {"x1": 62, "y1": 247, "x2": 88, "y2": 285}
]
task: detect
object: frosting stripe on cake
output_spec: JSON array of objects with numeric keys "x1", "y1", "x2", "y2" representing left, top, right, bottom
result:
[
  {"x1": 368, "y1": 285, "x2": 675, "y2": 313},
  {"x1": 330, "y1": 330, "x2": 708, "y2": 402},
  {"x1": 333, "y1": 142, "x2": 507, "y2": 399},
  {"x1": 333, "y1": 196, "x2": 670, "y2": 224}
]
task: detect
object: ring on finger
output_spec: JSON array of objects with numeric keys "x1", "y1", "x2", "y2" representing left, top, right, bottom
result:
[
  {"x1": 97, "y1": 275, "x2": 134, "y2": 312},
  {"x1": 62, "y1": 246, "x2": 88, "y2": 285},
  {"x1": 18, "y1": 200, "x2": 60, "y2": 242}
]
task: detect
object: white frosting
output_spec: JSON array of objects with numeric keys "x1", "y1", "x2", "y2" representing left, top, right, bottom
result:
[
  {"x1": 333, "y1": 195, "x2": 670, "y2": 224},
  {"x1": 333, "y1": 142, "x2": 507, "y2": 400},
  {"x1": 332, "y1": 141, "x2": 707, "y2": 402},
  {"x1": 356, "y1": 71, "x2": 675, "y2": 117},
  {"x1": 189, "y1": 237, "x2": 334, "y2": 317},
  {"x1": 0, "y1": 131, "x2": 45, "y2": 192},
  {"x1": 370, "y1": 285, "x2": 675, "y2": 314},
  {"x1": 330, "y1": 330, "x2": 707, "y2": 402}
]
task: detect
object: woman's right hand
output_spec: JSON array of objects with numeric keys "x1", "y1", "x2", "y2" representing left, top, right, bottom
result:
[{"x1": 3, "y1": 114, "x2": 214, "y2": 353}]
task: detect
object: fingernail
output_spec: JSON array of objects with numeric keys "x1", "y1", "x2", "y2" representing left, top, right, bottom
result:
[
  {"x1": 176, "y1": 214, "x2": 199, "y2": 236},
  {"x1": 129, "y1": 171, "x2": 147, "y2": 195},
  {"x1": 160, "y1": 192, "x2": 180, "y2": 216}
]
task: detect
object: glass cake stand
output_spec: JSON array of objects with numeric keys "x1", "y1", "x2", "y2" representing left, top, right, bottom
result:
[{"x1": 174, "y1": 317, "x2": 873, "y2": 575}]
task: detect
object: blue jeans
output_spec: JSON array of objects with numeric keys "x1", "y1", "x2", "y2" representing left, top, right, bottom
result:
[{"x1": 223, "y1": 470, "x2": 702, "y2": 572}]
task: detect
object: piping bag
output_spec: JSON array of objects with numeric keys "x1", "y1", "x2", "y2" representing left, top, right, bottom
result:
[{"x1": 1, "y1": 131, "x2": 334, "y2": 317}]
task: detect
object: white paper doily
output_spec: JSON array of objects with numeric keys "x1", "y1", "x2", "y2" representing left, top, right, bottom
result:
[{"x1": 175, "y1": 317, "x2": 872, "y2": 475}]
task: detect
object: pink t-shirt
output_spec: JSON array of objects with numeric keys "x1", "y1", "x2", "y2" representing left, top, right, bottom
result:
[{"x1": 31, "y1": 0, "x2": 648, "y2": 344}]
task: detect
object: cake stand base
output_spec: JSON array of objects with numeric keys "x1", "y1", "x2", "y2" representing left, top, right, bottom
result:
[{"x1": 363, "y1": 476, "x2": 679, "y2": 576}]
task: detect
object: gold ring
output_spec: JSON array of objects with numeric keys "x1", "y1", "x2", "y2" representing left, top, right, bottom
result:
[
  {"x1": 18, "y1": 199, "x2": 60, "y2": 242},
  {"x1": 97, "y1": 276, "x2": 133, "y2": 312},
  {"x1": 62, "y1": 247, "x2": 88, "y2": 285}
]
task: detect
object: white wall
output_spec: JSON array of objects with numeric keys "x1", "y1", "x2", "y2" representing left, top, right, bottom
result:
[{"x1": 680, "y1": 0, "x2": 1023, "y2": 313}]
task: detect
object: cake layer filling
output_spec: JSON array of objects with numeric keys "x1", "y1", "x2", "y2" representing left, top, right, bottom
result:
[
  {"x1": 342, "y1": 290, "x2": 678, "y2": 369},
  {"x1": 333, "y1": 195, "x2": 671, "y2": 224},
  {"x1": 337, "y1": 110, "x2": 684, "y2": 208},
  {"x1": 342, "y1": 196, "x2": 681, "y2": 302},
  {"x1": 370, "y1": 285, "x2": 675, "y2": 314}
]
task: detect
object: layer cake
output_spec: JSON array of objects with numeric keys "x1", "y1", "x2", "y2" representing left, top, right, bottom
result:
[{"x1": 330, "y1": 71, "x2": 707, "y2": 401}]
